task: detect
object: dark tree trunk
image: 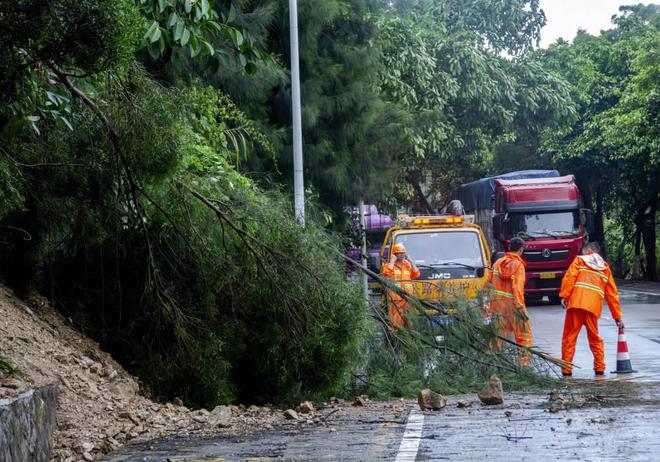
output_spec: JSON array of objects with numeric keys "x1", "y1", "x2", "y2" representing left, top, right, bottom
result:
[
  {"x1": 408, "y1": 171, "x2": 433, "y2": 214},
  {"x1": 642, "y1": 201, "x2": 657, "y2": 281},
  {"x1": 594, "y1": 185, "x2": 606, "y2": 258},
  {"x1": 579, "y1": 177, "x2": 593, "y2": 210},
  {"x1": 633, "y1": 208, "x2": 643, "y2": 279}
]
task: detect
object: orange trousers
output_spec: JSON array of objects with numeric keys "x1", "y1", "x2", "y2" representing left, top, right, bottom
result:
[
  {"x1": 388, "y1": 296, "x2": 410, "y2": 331},
  {"x1": 561, "y1": 308, "x2": 604, "y2": 374},
  {"x1": 491, "y1": 307, "x2": 532, "y2": 366}
]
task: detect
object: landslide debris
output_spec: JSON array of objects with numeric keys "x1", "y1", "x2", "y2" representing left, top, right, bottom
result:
[{"x1": 0, "y1": 287, "x2": 284, "y2": 461}]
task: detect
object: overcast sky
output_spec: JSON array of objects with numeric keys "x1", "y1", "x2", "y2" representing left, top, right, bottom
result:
[{"x1": 538, "y1": 0, "x2": 651, "y2": 48}]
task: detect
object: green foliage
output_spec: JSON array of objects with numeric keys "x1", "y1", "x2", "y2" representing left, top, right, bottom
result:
[
  {"x1": 375, "y1": 1, "x2": 573, "y2": 208},
  {"x1": 185, "y1": 85, "x2": 274, "y2": 166},
  {"x1": 0, "y1": 54, "x2": 369, "y2": 406},
  {"x1": 0, "y1": 356, "x2": 21, "y2": 378},
  {"x1": 0, "y1": 158, "x2": 25, "y2": 219},
  {"x1": 538, "y1": 4, "x2": 659, "y2": 278},
  {"x1": 134, "y1": 0, "x2": 266, "y2": 73},
  {"x1": 7, "y1": 0, "x2": 656, "y2": 412},
  {"x1": 0, "y1": 0, "x2": 142, "y2": 130},
  {"x1": 356, "y1": 299, "x2": 552, "y2": 399},
  {"x1": 241, "y1": 0, "x2": 407, "y2": 211}
]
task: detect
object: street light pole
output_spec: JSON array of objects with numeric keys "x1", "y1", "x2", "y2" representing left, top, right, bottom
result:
[
  {"x1": 289, "y1": 0, "x2": 305, "y2": 225},
  {"x1": 358, "y1": 200, "x2": 369, "y2": 302}
]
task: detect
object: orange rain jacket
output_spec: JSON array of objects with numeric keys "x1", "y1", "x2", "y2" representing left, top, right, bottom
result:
[
  {"x1": 559, "y1": 254, "x2": 622, "y2": 320},
  {"x1": 486, "y1": 252, "x2": 526, "y2": 314},
  {"x1": 381, "y1": 260, "x2": 421, "y2": 330},
  {"x1": 486, "y1": 252, "x2": 531, "y2": 364}
]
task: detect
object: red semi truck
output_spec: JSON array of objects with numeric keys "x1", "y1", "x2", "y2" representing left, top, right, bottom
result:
[{"x1": 452, "y1": 171, "x2": 594, "y2": 304}]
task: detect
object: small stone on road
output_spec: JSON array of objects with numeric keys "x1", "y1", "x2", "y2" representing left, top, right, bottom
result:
[{"x1": 478, "y1": 375, "x2": 504, "y2": 405}]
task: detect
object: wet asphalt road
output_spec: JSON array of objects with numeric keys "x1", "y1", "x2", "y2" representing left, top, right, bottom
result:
[
  {"x1": 530, "y1": 290, "x2": 660, "y2": 381},
  {"x1": 105, "y1": 290, "x2": 660, "y2": 462}
]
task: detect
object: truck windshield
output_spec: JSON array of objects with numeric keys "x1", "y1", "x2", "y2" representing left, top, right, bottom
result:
[
  {"x1": 507, "y1": 211, "x2": 578, "y2": 238},
  {"x1": 394, "y1": 231, "x2": 485, "y2": 268}
]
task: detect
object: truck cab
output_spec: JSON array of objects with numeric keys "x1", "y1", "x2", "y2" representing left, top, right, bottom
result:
[
  {"x1": 380, "y1": 215, "x2": 491, "y2": 311},
  {"x1": 492, "y1": 175, "x2": 592, "y2": 302}
]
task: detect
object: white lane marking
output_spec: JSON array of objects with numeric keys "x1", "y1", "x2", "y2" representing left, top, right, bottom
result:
[{"x1": 395, "y1": 409, "x2": 424, "y2": 462}]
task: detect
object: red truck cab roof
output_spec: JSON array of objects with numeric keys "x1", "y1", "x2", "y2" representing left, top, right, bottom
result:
[{"x1": 495, "y1": 175, "x2": 580, "y2": 213}]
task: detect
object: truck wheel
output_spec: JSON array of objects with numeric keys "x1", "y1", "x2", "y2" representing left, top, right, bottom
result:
[{"x1": 548, "y1": 295, "x2": 561, "y2": 305}]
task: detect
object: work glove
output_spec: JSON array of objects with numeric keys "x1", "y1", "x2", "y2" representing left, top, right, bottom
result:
[
  {"x1": 560, "y1": 298, "x2": 567, "y2": 309},
  {"x1": 615, "y1": 319, "x2": 625, "y2": 329}
]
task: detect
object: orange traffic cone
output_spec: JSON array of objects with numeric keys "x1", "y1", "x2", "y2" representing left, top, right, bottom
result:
[{"x1": 611, "y1": 327, "x2": 637, "y2": 374}]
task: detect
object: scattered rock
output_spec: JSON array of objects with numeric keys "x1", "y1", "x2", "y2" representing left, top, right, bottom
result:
[
  {"x1": 417, "y1": 389, "x2": 447, "y2": 411},
  {"x1": 283, "y1": 409, "x2": 299, "y2": 420},
  {"x1": 589, "y1": 417, "x2": 615, "y2": 424},
  {"x1": 103, "y1": 365, "x2": 118, "y2": 381},
  {"x1": 549, "y1": 389, "x2": 563, "y2": 402},
  {"x1": 295, "y1": 401, "x2": 315, "y2": 414},
  {"x1": 549, "y1": 402, "x2": 567, "y2": 413},
  {"x1": 106, "y1": 437, "x2": 121, "y2": 449},
  {"x1": 504, "y1": 410, "x2": 513, "y2": 417},
  {"x1": 352, "y1": 396, "x2": 367, "y2": 407},
  {"x1": 0, "y1": 285, "x2": 281, "y2": 462},
  {"x1": 54, "y1": 353, "x2": 70, "y2": 364},
  {"x1": 208, "y1": 405, "x2": 232, "y2": 428},
  {"x1": 89, "y1": 362, "x2": 102, "y2": 375},
  {"x1": 456, "y1": 400, "x2": 471, "y2": 409},
  {"x1": 566, "y1": 418, "x2": 572, "y2": 425},
  {"x1": 0, "y1": 377, "x2": 23, "y2": 389},
  {"x1": 477, "y1": 375, "x2": 504, "y2": 405},
  {"x1": 80, "y1": 442, "x2": 94, "y2": 453}
]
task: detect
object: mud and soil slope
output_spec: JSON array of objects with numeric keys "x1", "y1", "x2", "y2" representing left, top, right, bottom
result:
[{"x1": 0, "y1": 286, "x2": 291, "y2": 461}]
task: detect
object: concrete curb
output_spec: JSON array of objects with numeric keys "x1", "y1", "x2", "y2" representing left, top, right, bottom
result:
[{"x1": 0, "y1": 385, "x2": 58, "y2": 462}]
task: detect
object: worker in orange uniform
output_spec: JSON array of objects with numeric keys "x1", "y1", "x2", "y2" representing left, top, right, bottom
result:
[
  {"x1": 486, "y1": 237, "x2": 532, "y2": 365},
  {"x1": 559, "y1": 242, "x2": 623, "y2": 377},
  {"x1": 381, "y1": 243, "x2": 420, "y2": 331}
]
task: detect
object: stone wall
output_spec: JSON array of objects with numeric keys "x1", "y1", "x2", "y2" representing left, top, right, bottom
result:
[{"x1": 0, "y1": 385, "x2": 58, "y2": 462}]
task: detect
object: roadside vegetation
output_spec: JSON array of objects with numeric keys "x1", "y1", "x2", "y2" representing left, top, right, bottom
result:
[{"x1": 0, "y1": 0, "x2": 657, "y2": 407}]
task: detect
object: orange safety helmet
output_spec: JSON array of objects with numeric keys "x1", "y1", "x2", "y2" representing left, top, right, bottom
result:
[{"x1": 392, "y1": 243, "x2": 407, "y2": 254}]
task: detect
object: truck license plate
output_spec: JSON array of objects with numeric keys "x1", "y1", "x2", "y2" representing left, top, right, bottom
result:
[{"x1": 540, "y1": 273, "x2": 556, "y2": 279}]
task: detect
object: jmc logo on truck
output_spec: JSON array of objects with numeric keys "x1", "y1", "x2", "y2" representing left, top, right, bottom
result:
[{"x1": 379, "y1": 214, "x2": 491, "y2": 311}]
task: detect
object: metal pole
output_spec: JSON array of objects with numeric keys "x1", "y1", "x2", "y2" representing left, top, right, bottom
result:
[
  {"x1": 289, "y1": 0, "x2": 305, "y2": 225},
  {"x1": 358, "y1": 200, "x2": 369, "y2": 302}
]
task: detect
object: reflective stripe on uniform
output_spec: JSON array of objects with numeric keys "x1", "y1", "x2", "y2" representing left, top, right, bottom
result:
[
  {"x1": 574, "y1": 282, "x2": 605, "y2": 297},
  {"x1": 492, "y1": 289, "x2": 514, "y2": 299},
  {"x1": 576, "y1": 266, "x2": 608, "y2": 282}
]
